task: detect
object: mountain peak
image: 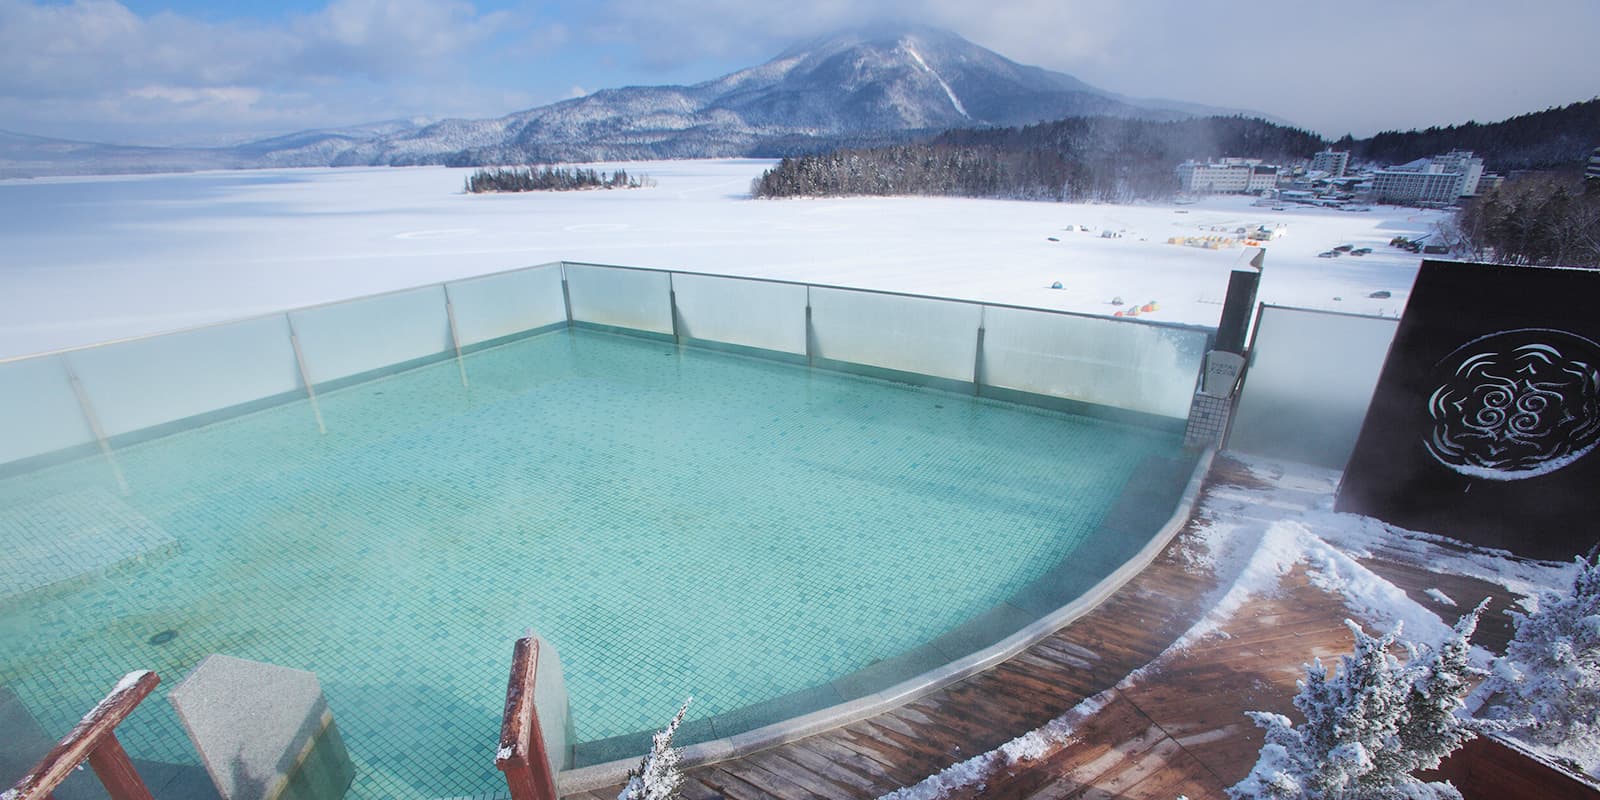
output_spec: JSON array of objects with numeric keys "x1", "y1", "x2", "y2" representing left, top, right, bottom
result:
[
  {"x1": 775, "y1": 23, "x2": 966, "y2": 58},
  {"x1": 3, "y1": 26, "x2": 1252, "y2": 175}
]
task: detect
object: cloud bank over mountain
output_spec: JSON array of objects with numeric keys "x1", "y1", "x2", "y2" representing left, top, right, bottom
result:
[{"x1": 1, "y1": 0, "x2": 1595, "y2": 145}]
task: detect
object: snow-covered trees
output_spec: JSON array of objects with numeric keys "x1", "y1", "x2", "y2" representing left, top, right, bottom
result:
[
  {"x1": 617, "y1": 698, "x2": 692, "y2": 800},
  {"x1": 750, "y1": 116, "x2": 1327, "y2": 203},
  {"x1": 1450, "y1": 174, "x2": 1600, "y2": 268},
  {"x1": 465, "y1": 166, "x2": 652, "y2": 193},
  {"x1": 1481, "y1": 549, "x2": 1600, "y2": 760},
  {"x1": 1229, "y1": 605, "x2": 1487, "y2": 800}
]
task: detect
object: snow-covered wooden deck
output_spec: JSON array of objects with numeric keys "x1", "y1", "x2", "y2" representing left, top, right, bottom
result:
[{"x1": 562, "y1": 456, "x2": 1529, "y2": 800}]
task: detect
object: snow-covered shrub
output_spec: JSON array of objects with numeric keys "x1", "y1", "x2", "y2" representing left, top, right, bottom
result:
[
  {"x1": 1228, "y1": 605, "x2": 1487, "y2": 800},
  {"x1": 617, "y1": 698, "x2": 692, "y2": 800},
  {"x1": 1483, "y1": 548, "x2": 1600, "y2": 759}
]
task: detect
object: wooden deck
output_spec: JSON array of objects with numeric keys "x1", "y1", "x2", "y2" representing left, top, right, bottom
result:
[{"x1": 563, "y1": 456, "x2": 1530, "y2": 800}]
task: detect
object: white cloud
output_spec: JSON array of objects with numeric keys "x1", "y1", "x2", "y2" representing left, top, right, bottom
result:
[
  {"x1": 295, "y1": 0, "x2": 513, "y2": 78},
  {"x1": 0, "y1": 0, "x2": 525, "y2": 142},
  {"x1": 1, "y1": 0, "x2": 1596, "y2": 143},
  {"x1": 582, "y1": 0, "x2": 1600, "y2": 136}
]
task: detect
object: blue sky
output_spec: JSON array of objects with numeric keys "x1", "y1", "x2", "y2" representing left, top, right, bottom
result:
[{"x1": 2, "y1": 0, "x2": 1597, "y2": 145}]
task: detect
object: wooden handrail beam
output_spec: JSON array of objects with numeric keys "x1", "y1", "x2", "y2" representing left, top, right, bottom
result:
[
  {"x1": 4, "y1": 671, "x2": 159, "y2": 800},
  {"x1": 496, "y1": 637, "x2": 558, "y2": 800}
]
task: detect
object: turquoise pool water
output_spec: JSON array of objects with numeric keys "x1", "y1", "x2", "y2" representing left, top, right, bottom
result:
[{"x1": 0, "y1": 329, "x2": 1186, "y2": 798}]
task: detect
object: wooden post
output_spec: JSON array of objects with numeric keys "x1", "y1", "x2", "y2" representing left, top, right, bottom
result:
[
  {"x1": 85, "y1": 735, "x2": 155, "y2": 800},
  {"x1": 496, "y1": 637, "x2": 558, "y2": 800},
  {"x1": 5, "y1": 671, "x2": 160, "y2": 800}
]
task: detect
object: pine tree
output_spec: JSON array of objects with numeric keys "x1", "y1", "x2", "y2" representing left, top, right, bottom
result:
[
  {"x1": 1397, "y1": 601, "x2": 1490, "y2": 774},
  {"x1": 1484, "y1": 548, "x2": 1600, "y2": 754},
  {"x1": 1229, "y1": 606, "x2": 1487, "y2": 800}
]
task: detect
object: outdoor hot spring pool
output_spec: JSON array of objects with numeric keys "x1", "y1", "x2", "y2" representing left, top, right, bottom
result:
[{"x1": 0, "y1": 328, "x2": 1194, "y2": 798}]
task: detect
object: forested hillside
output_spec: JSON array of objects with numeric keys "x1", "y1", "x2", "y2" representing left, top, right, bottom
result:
[
  {"x1": 1345, "y1": 99, "x2": 1599, "y2": 171},
  {"x1": 752, "y1": 116, "x2": 1324, "y2": 202}
]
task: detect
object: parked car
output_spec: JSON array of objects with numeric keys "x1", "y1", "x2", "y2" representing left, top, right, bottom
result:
[
  {"x1": 1318, "y1": 251, "x2": 1340, "y2": 258},
  {"x1": 1334, "y1": 244, "x2": 1354, "y2": 253},
  {"x1": 1351, "y1": 248, "x2": 1372, "y2": 256}
]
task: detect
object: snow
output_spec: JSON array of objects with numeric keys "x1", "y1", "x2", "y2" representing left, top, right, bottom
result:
[
  {"x1": 0, "y1": 160, "x2": 1442, "y2": 360},
  {"x1": 1427, "y1": 588, "x2": 1457, "y2": 606},
  {"x1": 877, "y1": 690, "x2": 1111, "y2": 800},
  {"x1": 881, "y1": 456, "x2": 1578, "y2": 799},
  {"x1": 112, "y1": 669, "x2": 153, "y2": 694},
  {"x1": 902, "y1": 45, "x2": 969, "y2": 118}
]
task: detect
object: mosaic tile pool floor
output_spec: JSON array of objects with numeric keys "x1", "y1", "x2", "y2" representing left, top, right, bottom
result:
[{"x1": 0, "y1": 329, "x2": 1184, "y2": 799}]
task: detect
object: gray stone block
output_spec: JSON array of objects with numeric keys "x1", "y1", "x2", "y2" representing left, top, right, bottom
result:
[{"x1": 169, "y1": 655, "x2": 352, "y2": 800}]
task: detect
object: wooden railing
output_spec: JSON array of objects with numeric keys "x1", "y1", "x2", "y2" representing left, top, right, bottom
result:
[
  {"x1": 495, "y1": 637, "x2": 559, "y2": 800},
  {"x1": 5, "y1": 671, "x2": 160, "y2": 800}
]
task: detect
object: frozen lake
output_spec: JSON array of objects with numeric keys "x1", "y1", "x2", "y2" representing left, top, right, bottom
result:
[{"x1": 0, "y1": 160, "x2": 1444, "y2": 359}]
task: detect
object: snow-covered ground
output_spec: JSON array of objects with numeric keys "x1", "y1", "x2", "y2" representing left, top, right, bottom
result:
[
  {"x1": 0, "y1": 160, "x2": 1445, "y2": 360},
  {"x1": 883, "y1": 456, "x2": 1586, "y2": 800}
]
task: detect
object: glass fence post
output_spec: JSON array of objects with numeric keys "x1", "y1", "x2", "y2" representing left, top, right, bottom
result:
[
  {"x1": 442, "y1": 284, "x2": 470, "y2": 389},
  {"x1": 284, "y1": 314, "x2": 328, "y2": 435},
  {"x1": 559, "y1": 262, "x2": 574, "y2": 330},
  {"x1": 668, "y1": 273, "x2": 681, "y2": 345},
  {"x1": 805, "y1": 285, "x2": 815, "y2": 368},
  {"x1": 60, "y1": 354, "x2": 129, "y2": 495},
  {"x1": 974, "y1": 306, "x2": 987, "y2": 396}
]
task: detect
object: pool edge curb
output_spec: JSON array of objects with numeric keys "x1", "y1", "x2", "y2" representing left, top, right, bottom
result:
[{"x1": 557, "y1": 446, "x2": 1218, "y2": 795}]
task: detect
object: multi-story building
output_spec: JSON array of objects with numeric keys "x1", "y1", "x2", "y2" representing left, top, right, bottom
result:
[
  {"x1": 1475, "y1": 174, "x2": 1504, "y2": 195},
  {"x1": 1586, "y1": 146, "x2": 1600, "y2": 183},
  {"x1": 1176, "y1": 159, "x2": 1280, "y2": 194},
  {"x1": 1370, "y1": 150, "x2": 1485, "y2": 205},
  {"x1": 1429, "y1": 150, "x2": 1484, "y2": 195},
  {"x1": 1310, "y1": 150, "x2": 1349, "y2": 178}
]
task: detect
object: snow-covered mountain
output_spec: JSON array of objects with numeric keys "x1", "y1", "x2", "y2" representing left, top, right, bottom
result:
[
  {"x1": 2, "y1": 27, "x2": 1253, "y2": 176},
  {"x1": 342, "y1": 26, "x2": 1249, "y2": 166}
]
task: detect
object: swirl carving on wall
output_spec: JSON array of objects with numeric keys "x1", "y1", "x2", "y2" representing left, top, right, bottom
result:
[{"x1": 1425, "y1": 329, "x2": 1600, "y2": 480}]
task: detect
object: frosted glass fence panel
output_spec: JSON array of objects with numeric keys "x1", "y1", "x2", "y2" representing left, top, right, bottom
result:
[
  {"x1": 289, "y1": 286, "x2": 452, "y2": 386},
  {"x1": 981, "y1": 308, "x2": 1207, "y2": 419},
  {"x1": 69, "y1": 316, "x2": 301, "y2": 438},
  {"x1": 0, "y1": 356, "x2": 94, "y2": 464},
  {"x1": 446, "y1": 264, "x2": 567, "y2": 347},
  {"x1": 809, "y1": 288, "x2": 981, "y2": 382},
  {"x1": 670, "y1": 273, "x2": 807, "y2": 355},
  {"x1": 564, "y1": 264, "x2": 673, "y2": 335},
  {"x1": 1228, "y1": 306, "x2": 1398, "y2": 469}
]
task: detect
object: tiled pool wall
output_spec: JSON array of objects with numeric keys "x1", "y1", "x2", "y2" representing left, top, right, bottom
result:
[{"x1": 1, "y1": 262, "x2": 1214, "y2": 796}]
